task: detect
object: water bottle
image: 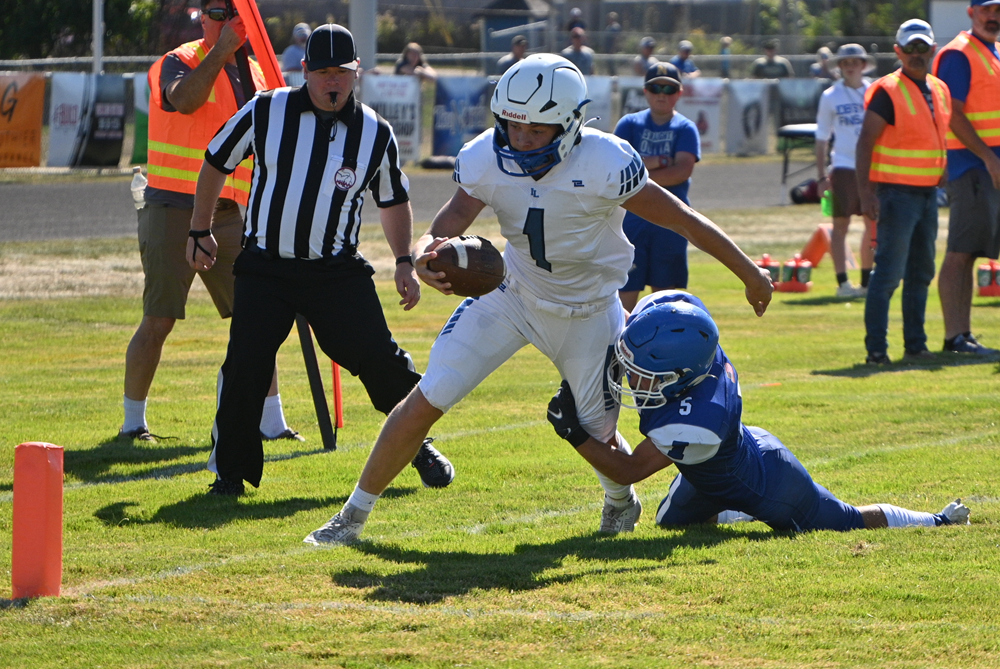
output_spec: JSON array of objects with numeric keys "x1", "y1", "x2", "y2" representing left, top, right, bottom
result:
[
  {"x1": 130, "y1": 166, "x2": 147, "y2": 210},
  {"x1": 821, "y1": 189, "x2": 833, "y2": 217}
]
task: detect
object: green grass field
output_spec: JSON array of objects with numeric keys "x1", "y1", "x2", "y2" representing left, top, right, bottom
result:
[{"x1": 1, "y1": 210, "x2": 999, "y2": 668}]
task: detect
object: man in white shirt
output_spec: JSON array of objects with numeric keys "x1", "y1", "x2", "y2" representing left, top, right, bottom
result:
[{"x1": 815, "y1": 44, "x2": 878, "y2": 298}]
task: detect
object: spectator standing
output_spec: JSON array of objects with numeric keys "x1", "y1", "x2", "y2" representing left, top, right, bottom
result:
[
  {"x1": 614, "y1": 63, "x2": 701, "y2": 311},
  {"x1": 633, "y1": 36, "x2": 659, "y2": 75},
  {"x1": 121, "y1": 0, "x2": 298, "y2": 443},
  {"x1": 603, "y1": 12, "x2": 622, "y2": 55},
  {"x1": 931, "y1": 0, "x2": 1000, "y2": 356},
  {"x1": 186, "y1": 24, "x2": 455, "y2": 495},
  {"x1": 815, "y1": 44, "x2": 877, "y2": 298},
  {"x1": 394, "y1": 42, "x2": 437, "y2": 82},
  {"x1": 751, "y1": 40, "x2": 795, "y2": 78},
  {"x1": 496, "y1": 34, "x2": 527, "y2": 75},
  {"x1": 670, "y1": 40, "x2": 701, "y2": 78},
  {"x1": 810, "y1": 46, "x2": 839, "y2": 79},
  {"x1": 719, "y1": 36, "x2": 733, "y2": 78},
  {"x1": 566, "y1": 7, "x2": 586, "y2": 32},
  {"x1": 856, "y1": 20, "x2": 952, "y2": 365},
  {"x1": 281, "y1": 22, "x2": 310, "y2": 74},
  {"x1": 561, "y1": 27, "x2": 595, "y2": 75}
]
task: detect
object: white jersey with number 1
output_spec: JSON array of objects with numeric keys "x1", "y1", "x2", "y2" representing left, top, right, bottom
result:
[{"x1": 453, "y1": 127, "x2": 648, "y2": 304}]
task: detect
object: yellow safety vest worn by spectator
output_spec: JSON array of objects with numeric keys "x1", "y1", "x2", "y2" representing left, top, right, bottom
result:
[
  {"x1": 933, "y1": 31, "x2": 1000, "y2": 150},
  {"x1": 864, "y1": 70, "x2": 951, "y2": 187},
  {"x1": 147, "y1": 39, "x2": 265, "y2": 206}
]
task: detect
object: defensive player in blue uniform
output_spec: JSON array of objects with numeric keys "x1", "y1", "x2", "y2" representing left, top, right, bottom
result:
[{"x1": 547, "y1": 291, "x2": 971, "y2": 532}]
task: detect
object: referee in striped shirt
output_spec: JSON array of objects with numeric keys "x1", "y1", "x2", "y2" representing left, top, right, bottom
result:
[{"x1": 186, "y1": 24, "x2": 454, "y2": 496}]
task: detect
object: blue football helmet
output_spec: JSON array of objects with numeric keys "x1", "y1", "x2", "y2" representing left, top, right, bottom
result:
[
  {"x1": 609, "y1": 300, "x2": 720, "y2": 411},
  {"x1": 490, "y1": 53, "x2": 590, "y2": 177}
]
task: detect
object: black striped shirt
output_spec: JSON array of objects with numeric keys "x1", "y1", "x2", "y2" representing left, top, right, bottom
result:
[{"x1": 205, "y1": 85, "x2": 409, "y2": 260}]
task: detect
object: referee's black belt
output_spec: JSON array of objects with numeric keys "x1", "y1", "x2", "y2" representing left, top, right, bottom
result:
[{"x1": 244, "y1": 244, "x2": 358, "y2": 263}]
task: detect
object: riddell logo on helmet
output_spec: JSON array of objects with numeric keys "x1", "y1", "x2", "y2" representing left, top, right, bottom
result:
[{"x1": 500, "y1": 108, "x2": 528, "y2": 121}]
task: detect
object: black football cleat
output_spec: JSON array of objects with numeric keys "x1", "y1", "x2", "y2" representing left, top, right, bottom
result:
[
  {"x1": 207, "y1": 478, "x2": 245, "y2": 497},
  {"x1": 411, "y1": 438, "x2": 455, "y2": 488}
]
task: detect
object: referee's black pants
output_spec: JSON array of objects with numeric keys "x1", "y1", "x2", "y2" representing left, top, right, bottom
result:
[{"x1": 212, "y1": 249, "x2": 421, "y2": 487}]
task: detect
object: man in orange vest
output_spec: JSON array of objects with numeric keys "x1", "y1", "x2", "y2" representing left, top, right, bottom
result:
[
  {"x1": 120, "y1": 0, "x2": 299, "y2": 443},
  {"x1": 932, "y1": 0, "x2": 1000, "y2": 356},
  {"x1": 856, "y1": 19, "x2": 953, "y2": 365}
]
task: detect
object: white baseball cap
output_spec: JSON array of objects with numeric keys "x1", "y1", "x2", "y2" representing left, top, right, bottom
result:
[{"x1": 895, "y1": 19, "x2": 934, "y2": 47}]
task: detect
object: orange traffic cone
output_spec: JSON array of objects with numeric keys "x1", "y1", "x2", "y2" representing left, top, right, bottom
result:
[{"x1": 800, "y1": 224, "x2": 832, "y2": 267}]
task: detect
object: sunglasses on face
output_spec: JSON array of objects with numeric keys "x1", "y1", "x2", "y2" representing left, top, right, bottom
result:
[
  {"x1": 645, "y1": 83, "x2": 679, "y2": 95},
  {"x1": 202, "y1": 8, "x2": 232, "y2": 22},
  {"x1": 899, "y1": 41, "x2": 931, "y2": 54}
]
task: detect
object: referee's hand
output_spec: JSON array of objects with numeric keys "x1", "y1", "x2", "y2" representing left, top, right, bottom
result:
[
  {"x1": 395, "y1": 263, "x2": 421, "y2": 311},
  {"x1": 187, "y1": 233, "x2": 218, "y2": 272}
]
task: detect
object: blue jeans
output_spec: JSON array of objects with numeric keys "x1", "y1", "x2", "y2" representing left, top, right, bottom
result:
[{"x1": 864, "y1": 184, "x2": 939, "y2": 356}]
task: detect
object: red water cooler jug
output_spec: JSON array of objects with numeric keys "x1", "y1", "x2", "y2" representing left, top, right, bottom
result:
[
  {"x1": 777, "y1": 254, "x2": 812, "y2": 292},
  {"x1": 977, "y1": 259, "x2": 1000, "y2": 297}
]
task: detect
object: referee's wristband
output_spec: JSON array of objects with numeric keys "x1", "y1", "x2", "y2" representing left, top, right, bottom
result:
[
  {"x1": 189, "y1": 229, "x2": 213, "y2": 238},
  {"x1": 395, "y1": 255, "x2": 413, "y2": 267}
]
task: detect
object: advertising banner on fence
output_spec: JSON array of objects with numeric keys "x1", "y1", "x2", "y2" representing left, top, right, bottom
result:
[
  {"x1": 675, "y1": 77, "x2": 724, "y2": 154},
  {"x1": 583, "y1": 76, "x2": 612, "y2": 133},
  {"x1": 48, "y1": 73, "x2": 126, "y2": 167},
  {"x1": 432, "y1": 77, "x2": 489, "y2": 157},
  {"x1": 0, "y1": 74, "x2": 44, "y2": 167},
  {"x1": 726, "y1": 80, "x2": 770, "y2": 156},
  {"x1": 131, "y1": 72, "x2": 150, "y2": 164},
  {"x1": 361, "y1": 75, "x2": 421, "y2": 163},
  {"x1": 777, "y1": 78, "x2": 829, "y2": 127}
]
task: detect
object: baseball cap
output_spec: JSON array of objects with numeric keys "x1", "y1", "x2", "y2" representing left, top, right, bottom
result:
[
  {"x1": 511, "y1": 34, "x2": 527, "y2": 47},
  {"x1": 678, "y1": 40, "x2": 693, "y2": 51},
  {"x1": 971, "y1": 0, "x2": 1000, "y2": 6},
  {"x1": 292, "y1": 23, "x2": 311, "y2": 40},
  {"x1": 645, "y1": 62, "x2": 682, "y2": 86},
  {"x1": 305, "y1": 24, "x2": 358, "y2": 71},
  {"x1": 895, "y1": 19, "x2": 934, "y2": 47},
  {"x1": 640, "y1": 36, "x2": 656, "y2": 49}
]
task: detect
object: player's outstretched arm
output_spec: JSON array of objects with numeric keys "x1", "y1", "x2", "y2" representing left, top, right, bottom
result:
[
  {"x1": 622, "y1": 183, "x2": 773, "y2": 316},
  {"x1": 379, "y1": 201, "x2": 421, "y2": 311},
  {"x1": 413, "y1": 187, "x2": 487, "y2": 294},
  {"x1": 548, "y1": 381, "x2": 672, "y2": 485}
]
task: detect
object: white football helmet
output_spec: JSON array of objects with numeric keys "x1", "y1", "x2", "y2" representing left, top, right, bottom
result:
[{"x1": 490, "y1": 53, "x2": 590, "y2": 177}]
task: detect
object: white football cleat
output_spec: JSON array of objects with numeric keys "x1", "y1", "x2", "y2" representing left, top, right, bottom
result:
[
  {"x1": 836, "y1": 282, "x2": 866, "y2": 299},
  {"x1": 599, "y1": 493, "x2": 642, "y2": 533},
  {"x1": 304, "y1": 504, "x2": 367, "y2": 545},
  {"x1": 939, "y1": 498, "x2": 971, "y2": 525}
]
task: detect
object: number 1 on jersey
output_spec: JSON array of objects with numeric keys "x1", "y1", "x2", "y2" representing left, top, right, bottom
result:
[{"x1": 522, "y1": 207, "x2": 552, "y2": 272}]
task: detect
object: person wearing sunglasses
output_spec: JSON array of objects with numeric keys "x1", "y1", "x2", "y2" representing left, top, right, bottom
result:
[
  {"x1": 930, "y1": 0, "x2": 1000, "y2": 357},
  {"x1": 123, "y1": 0, "x2": 300, "y2": 447},
  {"x1": 856, "y1": 19, "x2": 952, "y2": 365},
  {"x1": 613, "y1": 62, "x2": 701, "y2": 311}
]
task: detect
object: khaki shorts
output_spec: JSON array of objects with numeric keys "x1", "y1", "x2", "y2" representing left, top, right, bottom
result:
[
  {"x1": 138, "y1": 200, "x2": 244, "y2": 319},
  {"x1": 946, "y1": 168, "x2": 1000, "y2": 258},
  {"x1": 830, "y1": 168, "x2": 863, "y2": 218}
]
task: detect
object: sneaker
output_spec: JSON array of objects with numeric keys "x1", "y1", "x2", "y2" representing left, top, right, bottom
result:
[
  {"x1": 836, "y1": 283, "x2": 866, "y2": 298},
  {"x1": 599, "y1": 493, "x2": 642, "y2": 533},
  {"x1": 411, "y1": 438, "x2": 455, "y2": 488},
  {"x1": 944, "y1": 333, "x2": 999, "y2": 356},
  {"x1": 903, "y1": 348, "x2": 936, "y2": 362},
  {"x1": 303, "y1": 504, "x2": 367, "y2": 545},
  {"x1": 207, "y1": 478, "x2": 245, "y2": 497},
  {"x1": 937, "y1": 498, "x2": 971, "y2": 525},
  {"x1": 865, "y1": 352, "x2": 891, "y2": 366},
  {"x1": 117, "y1": 427, "x2": 158, "y2": 443},
  {"x1": 261, "y1": 428, "x2": 305, "y2": 442}
]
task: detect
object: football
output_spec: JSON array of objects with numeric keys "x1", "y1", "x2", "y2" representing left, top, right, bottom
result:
[{"x1": 426, "y1": 235, "x2": 506, "y2": 297}]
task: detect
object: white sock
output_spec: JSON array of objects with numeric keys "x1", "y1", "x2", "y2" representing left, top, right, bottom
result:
[
  {"x1": 716, "y1": 510, "x2": 755, "y2": 524},
  {"x1": 259, "y1": 394, "x2": 290, "y2": 438},
  {"x1": 346, "y1": 486, "x2": 380, "y2": 522},
  {"x1": 595, "y1": 431, "x2": 634, "y2": 503},
  {"x1": 122, "y1": 395, "x2": 147, "y2": 432},
  {"x1": 875, "y1": 504, "x2": 938, "y2": 528}
]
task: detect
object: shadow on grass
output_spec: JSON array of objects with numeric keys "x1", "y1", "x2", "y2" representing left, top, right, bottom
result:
[
  {"x1": 779, "y1": 295, "x2": 863, "y2": 307},
  {"x1": 0, "y1": 598, "x2": 30, "y2": 610},
  {"x1": 813, "y1": 355, "x2": 1000, "y2": 378},
  {"x1": 93, "y1": 487, "x2": 417, "y2": 530},
  {"x1": 331, "y1": 527, "x2": 774, "y2": 604}
]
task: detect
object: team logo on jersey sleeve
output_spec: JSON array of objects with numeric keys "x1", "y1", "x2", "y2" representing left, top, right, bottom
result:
[
  {"x1": 724, "y1": 362, "x2": 736, "y2": 383},
  {"x1": 334, "y1": 167, "x2": 357, "y2": 191}
]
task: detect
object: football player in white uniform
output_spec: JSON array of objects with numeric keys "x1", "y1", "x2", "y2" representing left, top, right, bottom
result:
[{"x1": 304, "y1": 54, "x2": 773, "y2": 545}]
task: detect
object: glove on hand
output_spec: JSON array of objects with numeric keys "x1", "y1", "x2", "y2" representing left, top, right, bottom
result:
[{"x1": 547, "y1": 380, "x2": 591, "y2": 448}]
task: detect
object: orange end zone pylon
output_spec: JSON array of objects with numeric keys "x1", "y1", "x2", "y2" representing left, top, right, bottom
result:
[{"x1": 12, "y1": 442, "x2": 63, "y2": 599}]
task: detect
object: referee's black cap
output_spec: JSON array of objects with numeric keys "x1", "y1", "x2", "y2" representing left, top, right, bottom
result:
[{"x1": 305, "y1": 24, "x2": 358, "y2": 71}]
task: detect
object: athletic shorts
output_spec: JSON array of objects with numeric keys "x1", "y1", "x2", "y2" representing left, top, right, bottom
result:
[
  {"x1": 138, "y1": 200, "x2": 244, "y2": 319},
  {"x1": 621, "y1": 217, "x2": 689, "y2": 291},
  {"x1": 830, "y1": 168, "x2": 863, "y2": 218},
  {"x1": 419, "y1": 274, "x2": 624, "y2": 443},
  {"x1": 945, "y1": 168, "x2": 1000, "y2": 258},
  {"x1": 655, "y1": 427, "x2": 865, "y2": 532}
]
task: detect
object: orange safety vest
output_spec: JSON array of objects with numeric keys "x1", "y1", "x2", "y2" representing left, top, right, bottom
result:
[
  {"x1": 146, "y1": 40, "x2": 266, "y2": 206},
  {"x1": 865, "y1": 70, "x2": 951, "y2": 187},
  {"x1": 933, "y1": 31, "x2": 1000, "y2": 150}
]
